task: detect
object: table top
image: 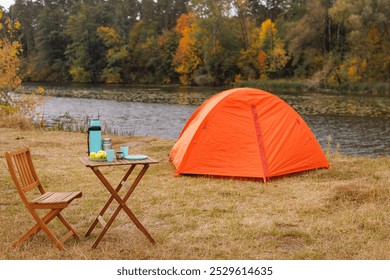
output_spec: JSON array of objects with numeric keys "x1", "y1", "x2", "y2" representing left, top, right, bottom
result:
[{"x1": 78, "y1": 155, "x2": 159, "y2": 167}]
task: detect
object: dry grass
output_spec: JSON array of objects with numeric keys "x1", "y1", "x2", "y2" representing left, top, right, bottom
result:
[
  {"x1": 0, "y1": 127, "x2": 389, "y2": 260},
  {"x1": 0, "y1": 112, "x2": 34, "y2": 130}
]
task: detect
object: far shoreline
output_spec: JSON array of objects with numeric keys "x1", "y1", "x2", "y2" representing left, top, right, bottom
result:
[{"x1": 18, "y1": 79, "x2": 390, "y2": 98}]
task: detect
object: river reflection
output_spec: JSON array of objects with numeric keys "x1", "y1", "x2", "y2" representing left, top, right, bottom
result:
[
  {"x1": 32, "y1": 84, "x2": 389, "y2": 157},
  {"x1": 39, "y1": 96, "x2": 197, "y2": 138}
]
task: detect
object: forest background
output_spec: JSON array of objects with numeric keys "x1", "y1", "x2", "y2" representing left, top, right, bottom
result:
[{"x1": 1, "y1": 0, "x2": 389, "y2": 92}]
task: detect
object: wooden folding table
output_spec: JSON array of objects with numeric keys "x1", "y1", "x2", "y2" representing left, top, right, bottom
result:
[{"x1": 78, "y1": 155, "x2": 158, "y2": 249}]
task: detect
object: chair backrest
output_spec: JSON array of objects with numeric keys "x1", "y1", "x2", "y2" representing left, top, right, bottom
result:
[{"x1": 5, "y1": 146, "x2": 45, "y2": 204}]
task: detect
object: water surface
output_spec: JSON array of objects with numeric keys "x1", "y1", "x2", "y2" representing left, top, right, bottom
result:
[{"x1": 30, "y1": 84, "x2": 389, "y2": 157}]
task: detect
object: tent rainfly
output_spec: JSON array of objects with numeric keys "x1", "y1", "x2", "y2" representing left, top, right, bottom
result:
[{"x1": 169, "y1": 87, "x2": 330, "y2": 181}]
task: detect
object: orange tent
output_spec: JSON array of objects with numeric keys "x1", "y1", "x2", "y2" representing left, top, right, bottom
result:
[{"x1": 169, "y1": 88, "x2": 330, "y2": 181}]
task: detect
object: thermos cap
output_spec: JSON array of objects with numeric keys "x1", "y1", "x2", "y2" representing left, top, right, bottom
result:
[{"x1": 90, "y1": 118, "x2": 101, "y2": 126}]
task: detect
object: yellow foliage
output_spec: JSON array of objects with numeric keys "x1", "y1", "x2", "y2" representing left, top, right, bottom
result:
[
  {"x1": 349, "y1": 56, "x2": 365, "y2": 81},
  {"x1": 103, "y1": 71, "x2": 121, "y2": 84},
  {"x1": 179, "y1": 75, "x2": 190, "y2": 85},
  {"x1": 69, "y1": 66, "x2": 91, "y2": 82},
  {"x1": 0, "y1": 10, "x2": 23, "y2": 95},
  {"x1": 238, "y1": 18, "x2": 288, "y2": 79},
  {"x1": 260, "y1": 73, "x2": 268, "y2": 80},
  {"x1": 337, "y1": 56, "x2": 366, "y2": 82},
  {"x1": 0, "y1": 37, "x2": 22, "y2": 91},
  {"x1": 347, "y1": 64, "x2": 358, "y2": 81},
  {"x1": 259, "y1": 19, "x2": 278, "y2": 50},
  {"x1": 97, "y1": 26, "x2": 121, "y2": 47},
  {"x1": 173, "y1": 13, "x2": 201, "y2": 85},
  {"x1": 0, "y1": 11, "x2": 45, "y2": 117},
  {"x1": 97, "y1": 26, "x2": 126, "y2": 84},
  {"x1": 269, "y1": 43, "x2": 289, "y2": 72},
  {"x1": 0, "y1": 23, "x2": 45, "y2": 117},
  {"x1": 14, "y1": 20, "x2": 21, "y2": 30}
]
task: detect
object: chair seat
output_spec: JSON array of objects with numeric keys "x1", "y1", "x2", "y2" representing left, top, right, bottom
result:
[{"x1": 32, "y1": 191, "x2": 82, "y2": 204}]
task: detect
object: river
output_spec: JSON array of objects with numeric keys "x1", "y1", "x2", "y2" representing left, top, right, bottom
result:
[{"x1": 21, "y1": 83, "x2": 389, "y2": 157}]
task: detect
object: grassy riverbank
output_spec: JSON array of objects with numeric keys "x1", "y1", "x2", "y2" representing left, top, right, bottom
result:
[{"x1": 0, "y1": 126, "x2": 389, "y2": 260}]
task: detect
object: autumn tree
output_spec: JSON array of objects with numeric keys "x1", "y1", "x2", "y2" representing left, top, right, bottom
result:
[
  {"x1": 33, "y1": 1, "x2": 69, "y2": 81},
  {"x1": 0, "y1": 8, "x2": 22, "y2": 106},
  {"x1": 97, "y1": 26, "x2": 128, "y2": 83},
  {"x1": 259, "y1": 19, "x2": 289, "y2": 78},
  {"x1": 65, "y1": 2, "x2": 110, "y2": 82},
  {"x1": 189, "y1": 0, "x2": 242, "y2": 85},
  {"x1": 156, "y1": 29, "x2": 180, "y2": 83},
  {"x1": 285, "y1": 0, "x2": 337, "y2": 80},
  {"x1": 11, "y1": 0, "x2": 42, "y2": 59},
  {"x1": 173, "y1": 13, "x2": 202, "y2": 85},
  {"x1": 2, "y1": 0, "x2": 389, "y2": 87},
  {"x1": 330, "y1": 0, "x2": 390, "y2": 82},
  {"x1": 239, "y1": 18, "x2": 288, "y2": 80},
  {"x1": 0, "y1": 8, "x2": 44, "y2": 118},
  {"x1": 233, "y1": 0, "x2": 251, "y2": 51},
  {"x1": 126, "y1": 19, "x2": 160, "y2": 83}
]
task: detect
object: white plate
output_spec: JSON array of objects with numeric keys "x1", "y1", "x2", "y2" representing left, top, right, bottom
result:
[{"x1": 125, "y1": 154, "x2": 148, "y2": 160}]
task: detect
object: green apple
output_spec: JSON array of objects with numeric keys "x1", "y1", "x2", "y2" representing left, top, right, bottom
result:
[
  {"x1": 100, "y1": 151, "x2": 106, "y2": 158},
  {"x1": 95, "y1": 153, "x2": 103, "y2": 159}
]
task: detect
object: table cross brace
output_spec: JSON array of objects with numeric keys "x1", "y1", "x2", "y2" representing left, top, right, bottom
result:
[{"x1": 85, "y1": 164, "x2": 155, "y2": 248}]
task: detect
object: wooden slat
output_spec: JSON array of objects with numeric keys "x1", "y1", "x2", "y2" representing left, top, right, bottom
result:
[
  {"x1": 8, "y1": 146, "x2": 29, "y2": 156},
  {"x1": 78, "y1": 156, "x2": 90, "y2": 166},
  {"x1": 14, "y1": 152, "x2": 37, "y2": 192},
  {"x1": 32, "y1": 192, "x2": 55, "y2": 203},
  {"x1": 15, "y1": 154, "x2": 29, "y2": 188},
  {"x1": 21, "y1": 152, "x2": 33, "y2": 184},
  {"x1": 32, "y1": 192, "x2": 82, "y2": 204},
  {"x1": 25, "y1": 152, "x2": 37, "y2": 184}
]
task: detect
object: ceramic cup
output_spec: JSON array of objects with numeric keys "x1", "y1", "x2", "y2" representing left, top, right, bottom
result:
[
  {"x1": 106, "y1": 149, "x2": 115, "y2": 162},
  {"x1": 116, "y1": 152, "x2": 124, "y2": 159},
  {"x1": 120, "y1": 146, "x2": 129, "y2": 157}
]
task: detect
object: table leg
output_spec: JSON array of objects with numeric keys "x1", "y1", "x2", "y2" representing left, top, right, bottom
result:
[
  {"x1": 114, "y1": 165, "x2": 155, "y2": 244},
  {"x1": 87, "y1": 164, "x2": 155, "y2": 249},
  {"x1": 85, "y1": 165, "x2": 135, "y2": 237}
]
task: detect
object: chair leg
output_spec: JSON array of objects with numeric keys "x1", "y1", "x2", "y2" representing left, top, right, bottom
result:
[
  {"x1": 34, "y1": 211, "x2": 66, "y2": 250},
  {"x1": 14, "y1": 209, "x2": 65, "y2": 250},
  {"x1": 14, "y1": 207, "x2": 80, "y2": 250},
  {"x1": 57, "y1": 213, "x2": 80, "y2": 240},
  {"x1": 12, "y1": 209, "x2": 60, "y2": 249}
]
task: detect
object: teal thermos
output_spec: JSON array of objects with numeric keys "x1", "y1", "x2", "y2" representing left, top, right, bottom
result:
[{"x1": 88, "y1": 118, "x2": 102, "y2": 155}]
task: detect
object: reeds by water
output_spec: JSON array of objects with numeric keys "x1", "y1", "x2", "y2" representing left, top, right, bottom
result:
[{"x1": 35, "y1": 112, "x2": 134, "y2": 136}]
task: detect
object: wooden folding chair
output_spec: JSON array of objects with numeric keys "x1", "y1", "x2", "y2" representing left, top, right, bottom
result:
[{"x1": 5, "y1": 146, "x2": 82, "y2": 250}]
